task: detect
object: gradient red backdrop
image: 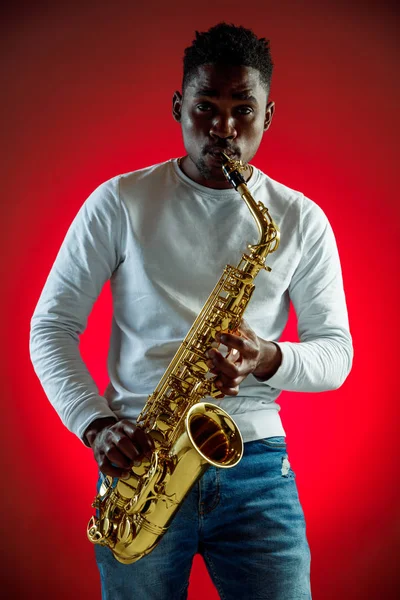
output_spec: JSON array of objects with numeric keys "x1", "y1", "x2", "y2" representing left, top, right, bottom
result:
[{"x1": 1, "y1": 1, "x2": 399, "y2": 598}]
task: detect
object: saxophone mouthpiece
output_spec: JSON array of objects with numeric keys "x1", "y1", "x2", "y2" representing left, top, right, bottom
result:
[
  {"x1": 220, "y1": 151, "x2": 231, "y2": 163},
  {"x1": 221, "y1": 153, "x2": 247, "y2": 190}
]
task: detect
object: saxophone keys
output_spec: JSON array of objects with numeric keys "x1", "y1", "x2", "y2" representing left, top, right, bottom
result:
[
  {"x1": 116, "y1": 476, "x2": 139, "y2": 499},
  {"x1": 209, "y1": 381, "x2": 225, "y2": 399},
  {"x1": 131, "y1": 462, "x2": 148, "y2": 476},
  {"x1": 103, "y1": 517, "x2": 111, "y2": 536},
  {"x1": 118, "y1": 514, "x2": 136, "y2": 544}
]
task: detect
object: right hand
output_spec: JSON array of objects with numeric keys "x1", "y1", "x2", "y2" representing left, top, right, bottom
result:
[{"x1": 84, "y1": 418, "x2": 155, "y2": 479}]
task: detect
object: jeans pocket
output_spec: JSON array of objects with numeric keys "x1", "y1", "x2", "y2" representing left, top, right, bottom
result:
[{"x1": 259, "y1": 435, "x2": 287, "y2": 449}]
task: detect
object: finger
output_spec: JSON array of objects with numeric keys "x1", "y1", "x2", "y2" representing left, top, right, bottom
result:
[
  {"x1": 120, "y1": 421, "x2": 154, "y2": 457},
  {"x1": 211, "y1": 347, "x2": 241, "y2": 365},
  {"x1": 215, "y1": 370, "x2": 243, "y2": 389},
  {"x1": 206, "y1": 358, "x2": 219, "y2": 374},
  {"x1": 229, "y1": 347, "x2": 241, "y2": 362},
  {"x1": 214, "y1": 378, "x2": 240, "y2": 396},
  {"x1": 98, "y1": 455, "x2": 132, "y2": 479},
  {"x1": 213, "y1": 364, "x2": 244, "y2": 393},
  {"x1": 221, "y1": 386, "x2": 240, "y2": 396},
  {"x1": 103, "y1": 445, "x2": 137, "y2": 470},
  {"x1": 131, "y1": 426, "x2": 155, "y2": 458},
  {"x1": 236, "y1": 318, "x2": 255, "y2": 337},
  {"x1": 116, "y1": 436, "x2": 142, "y2": 462},
  {"x1": 216, "y1": 332, "x2": 253, "y2": 357},
  {"x1": 207, "y1": 349, "x2": 242, "y2": 378}
]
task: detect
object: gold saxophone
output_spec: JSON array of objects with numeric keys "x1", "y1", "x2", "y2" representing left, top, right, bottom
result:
[{"x1": 87, "y1": 153, "x2": 280, "y2": 563}]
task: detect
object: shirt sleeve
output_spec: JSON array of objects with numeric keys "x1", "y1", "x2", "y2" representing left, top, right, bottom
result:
[
  {"x1": 265, "y1": 197, "x2": 353, "y2": 392},
  {"x1": 29, "y1": 176, "x2": 124, "y2": 443}
]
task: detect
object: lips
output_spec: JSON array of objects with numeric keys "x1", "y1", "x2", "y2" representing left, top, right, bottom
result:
[
  {"x1": 207, "y1": 153, "x2": 227, "y2": 165},
  {"x1": 207, "y1": 149, "x2": 236, "y2": 160}
]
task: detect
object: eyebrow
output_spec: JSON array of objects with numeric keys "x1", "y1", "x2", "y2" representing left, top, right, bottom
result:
[{"x1": 194, "y1": 88, "x2": 258, "y2": 103}]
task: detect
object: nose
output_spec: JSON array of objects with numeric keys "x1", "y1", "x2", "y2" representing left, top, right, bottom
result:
[{"x1": 209, "y1": 112, "x2": 237, "y2": 141}]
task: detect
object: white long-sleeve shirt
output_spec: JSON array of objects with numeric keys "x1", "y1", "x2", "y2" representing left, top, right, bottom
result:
[{"x1": 30, "y1": 158, "x2": 353, "y2": 444}]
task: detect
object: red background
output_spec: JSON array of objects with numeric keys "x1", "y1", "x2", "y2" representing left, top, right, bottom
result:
[{"x1": 1, "y1": 1, "x2": 399, "y2": 598}]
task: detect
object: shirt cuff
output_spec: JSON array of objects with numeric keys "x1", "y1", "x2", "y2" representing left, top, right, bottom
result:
[
  {"x1": 260, "y1": 341, "x2": 297, "y2": 390},
  {"x1": 67, "y1": 396, "x2": 118, "y2": 446}
]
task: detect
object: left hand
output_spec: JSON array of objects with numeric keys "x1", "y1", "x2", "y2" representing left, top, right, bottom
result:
[{"x1": 205, "y1": 319, "x2": 282, "y2": 396}]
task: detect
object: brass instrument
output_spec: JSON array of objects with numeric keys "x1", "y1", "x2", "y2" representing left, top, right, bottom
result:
[{"x1": 87, "y1": 153, "x2": 280, "y2": 563}]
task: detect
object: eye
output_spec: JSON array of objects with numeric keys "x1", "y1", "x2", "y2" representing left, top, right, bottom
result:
[
  {"x1": 196, "y1": 103, "x2": 212, "y2": 112},
  {"x1": 236, "y1": 106, "x2": 254, "y2": 115}
]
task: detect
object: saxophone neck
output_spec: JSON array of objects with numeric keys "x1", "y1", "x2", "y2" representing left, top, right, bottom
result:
[{"x1": 221, "y1": 154, "x2": 280, "y2": 268}]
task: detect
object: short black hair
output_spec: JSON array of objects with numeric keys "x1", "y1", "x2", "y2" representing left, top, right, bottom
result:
[{"x1": 182, "y1": 23, "x2": 274, "y2": 93}]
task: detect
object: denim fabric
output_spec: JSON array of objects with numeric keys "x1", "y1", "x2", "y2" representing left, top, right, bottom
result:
[{"x1": 95, "y1": 437, "x2": 311, "y2": 599}]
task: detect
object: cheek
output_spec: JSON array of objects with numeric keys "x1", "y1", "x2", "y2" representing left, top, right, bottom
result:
[
  {"x1": 183, "y1": 107, "x2": 210, "y2": 131},
  {"x1": 246, "y1": 121, "x2": 264, "y2": 146},
  {"x1": 181, "y1": 108, "x2": 198, "y2": 129},
  {"x1": 181, "y1": 117, "x2": 206, "y2": 148},
  {"x1": 240, "y1": 125, "x2": 264, "y2": 162}
]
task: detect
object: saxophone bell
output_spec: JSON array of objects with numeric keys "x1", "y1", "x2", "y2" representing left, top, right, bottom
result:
[{"x1": 185, "y1": 402, "x2": 243, "y2": 468}]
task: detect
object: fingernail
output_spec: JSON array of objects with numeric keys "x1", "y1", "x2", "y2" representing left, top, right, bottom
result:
[
  {"x1": 121, "y1": 473, "x2": 130, "y2": 480},
  {"x1": 206, "y1": 349, "x2": 215, "y2": 359},
  {"x1": 220, "y1": 334, "x2": 227, "y2": 343}
]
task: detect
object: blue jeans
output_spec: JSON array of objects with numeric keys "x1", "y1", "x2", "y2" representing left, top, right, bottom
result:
[{"x1": 94, "y1": 437, "x2": 311, "y2": 599}]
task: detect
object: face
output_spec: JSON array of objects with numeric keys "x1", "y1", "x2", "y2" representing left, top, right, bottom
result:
[{"x1": 172, "y1": 64, "x2": 275, "y2": 189}]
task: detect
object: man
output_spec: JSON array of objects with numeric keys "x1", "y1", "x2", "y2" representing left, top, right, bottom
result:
[{"x1": 30, "y1": 23, "x2": 352, "y2": 599}]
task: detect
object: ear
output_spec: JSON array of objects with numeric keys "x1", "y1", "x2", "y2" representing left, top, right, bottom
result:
[
  {"x1": 172, "y1": 91, "x2": 183, "y2": 122},
  {"x1": 264, "y1": 100, "x2": 275, "y2": 131}
]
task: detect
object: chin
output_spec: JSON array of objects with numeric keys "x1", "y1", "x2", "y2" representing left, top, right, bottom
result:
[{"x1": 197, "y1": 158, "x2": 225, "y2": 181}]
